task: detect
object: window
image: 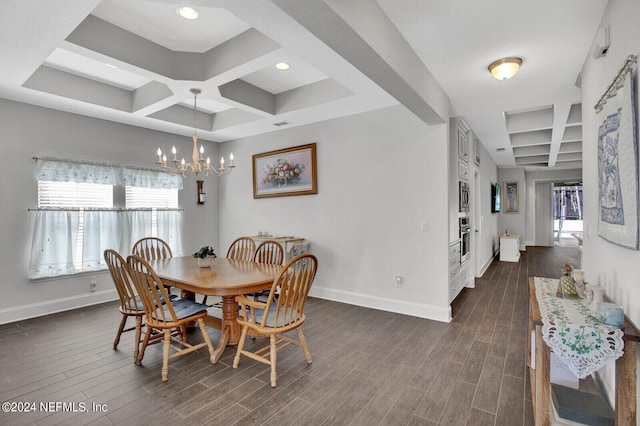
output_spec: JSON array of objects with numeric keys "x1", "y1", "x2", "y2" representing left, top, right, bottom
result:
[
  {"x1": 38, "y1": 181, "x2": 113, "y2": 208},
  {"x1": 126, "y1": 186, "x2": 179, "y2": 237},
  {"x1": 37, "y1": 181, "x2": 113, "y2": 274},
  {"x1": 30, "y1": 159, "x2": 183, "y2": 279}
]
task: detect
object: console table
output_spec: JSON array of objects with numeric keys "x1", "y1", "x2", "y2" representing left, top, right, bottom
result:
[
  {"x1": 500, "y1": 234, "x2": 520, "y2": 262},
  {"x1": 527, "y1": 277, "x2": 638, "y2": 425},
  {"x1": 248, "y1": 236, "x2": 309, "y2": 262}
]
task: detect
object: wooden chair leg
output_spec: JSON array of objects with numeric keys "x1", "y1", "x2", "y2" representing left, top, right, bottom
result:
[
  {"x1": 233, "y1": 326, "x2": 249, "y2": 368},
  {"x1": 161, "y1": 329, "x2": 171, "y2": 382},
  {"x1": 136, "y1": 325, "x2": 152, "y2": 365},
  {"x1": 114, "y1": 314, "x2": 127, "y2": 349},
  {"x1": 270, "y1": 334, "x2": 277, "y2": 387},
  {"x1": 133, "y1": 316, "x2": 142, "y2": 362},
  {"x1": 297, "y1": 328, "x2": 313, "y2": 364},
  {"x1": 180, "y1": 324, "x2": 188, "y2": 344}
]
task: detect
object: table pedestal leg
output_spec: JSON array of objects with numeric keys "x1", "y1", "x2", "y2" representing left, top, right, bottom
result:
[
  {"x1": 209, "y1": 296, "x2": 241, "y2": 364},
  {"x1": 221, "y1": 296, "x2": 241, "y2": 344}
]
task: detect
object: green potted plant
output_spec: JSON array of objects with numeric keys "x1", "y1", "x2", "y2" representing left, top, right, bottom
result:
[{"x1": 193, "y1": 246, "x2": 217, "y2": 267}]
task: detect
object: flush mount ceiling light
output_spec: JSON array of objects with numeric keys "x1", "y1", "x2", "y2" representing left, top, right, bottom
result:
[
  {"x1": 275, "y1": 62, "x2": 290, "y2": 70},
  {"x1": 177, "y1": 6, "x2": 199, "y2": 20},
  {"x1": 488, "y1": 57, "x2": 522, "y2": 80}
]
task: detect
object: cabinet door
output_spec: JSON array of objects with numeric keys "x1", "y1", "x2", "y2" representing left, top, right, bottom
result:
[{"x1": 458, "y1": 127, "x2": 469, "y2": 162}]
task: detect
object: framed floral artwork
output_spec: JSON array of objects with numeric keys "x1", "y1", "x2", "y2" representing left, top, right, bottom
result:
[{"x1": 253, "y1": 143, "x2": 317, "y2": 198}]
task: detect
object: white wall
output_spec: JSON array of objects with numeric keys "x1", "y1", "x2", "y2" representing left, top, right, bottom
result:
[
  {"x1": 219, "y1": 105, "x2": 453, "y2": 321},
  {"x1": 0, "y1": 99, "x2": 220, "y2": 323},
  {"x1": 580, "y1": 0, "x2": 640, "y2": 413}
]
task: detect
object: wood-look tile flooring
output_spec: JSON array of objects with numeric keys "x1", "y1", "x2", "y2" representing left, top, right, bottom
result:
[{"x1": 0, "y1": 246, "x2": 578, "y2": 425}]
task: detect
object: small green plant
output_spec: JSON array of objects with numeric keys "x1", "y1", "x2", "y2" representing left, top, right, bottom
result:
[{"x1": 193, "y1": 246, "x2": 217, "y2": 259}]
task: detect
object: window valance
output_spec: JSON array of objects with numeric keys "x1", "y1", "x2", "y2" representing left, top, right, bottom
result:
[{"x1": 35, "y1": 158, "x2": 183, "y2": 189}]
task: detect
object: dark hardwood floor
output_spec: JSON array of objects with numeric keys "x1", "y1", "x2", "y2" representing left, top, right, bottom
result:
[{"x1": 0, "y1": 245, "x2": 579, "y2": 426}]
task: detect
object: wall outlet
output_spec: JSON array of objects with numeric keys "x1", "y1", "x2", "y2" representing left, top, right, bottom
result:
[
  {"x1": 394, "y1": 275, "x2": 403, "y2": 288},
  {"x1": 90, "y1": 277, "x2": 96, "y2": 292},
  {"x1": 420, "y1": 220, "x2": 429, "y2": 232}
]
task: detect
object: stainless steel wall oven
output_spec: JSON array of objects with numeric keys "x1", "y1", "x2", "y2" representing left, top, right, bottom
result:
[
  {"x1": 459, "y1": 217, "x2": 470, "y2": 264},
  {"x1": 459, "y1": 181, "x2": 470, "y2": 212}
]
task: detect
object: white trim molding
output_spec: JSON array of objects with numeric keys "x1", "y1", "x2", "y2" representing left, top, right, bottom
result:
[
  {"x1": 309, "y1": 286, "x2": 452, "y2": 323},
  {"x1": 0, "y1": 289, "x2": 118, "y2": 325}
]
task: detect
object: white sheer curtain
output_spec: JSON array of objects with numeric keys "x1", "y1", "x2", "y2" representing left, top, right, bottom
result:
[
  {"x1": 119, "y1": 210, "x2": 152, "y2": 254},
  {"x1": 29, "y1": 210, "x2": 79, "y2": 278},
  {"x1": 82, "y1": 211, "x2": 120, "y2": 270},
  {"x1": 157, "y1": 210, "x2": 183, "y2": 256},
  {"x1": 31, "y1": 158, "x2": 184, "y2": 278}
]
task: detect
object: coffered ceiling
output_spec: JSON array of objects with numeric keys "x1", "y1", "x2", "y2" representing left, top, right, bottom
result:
[{"x1": 0, "y1": 0, "x2": 608, "y2": 171}]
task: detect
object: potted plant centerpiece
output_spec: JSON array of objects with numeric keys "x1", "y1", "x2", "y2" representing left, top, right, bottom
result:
[{"x1": 193, "y1": 246, "x2": 217, "y2": 267}]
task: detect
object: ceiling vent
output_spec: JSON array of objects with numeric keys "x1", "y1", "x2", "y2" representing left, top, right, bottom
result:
[
  {"x1": 273, "y1": 121, "x2": 290, "y2": 127},
  {"x1": 496, "y1": 147, "x2": 506, "y2": 152}
]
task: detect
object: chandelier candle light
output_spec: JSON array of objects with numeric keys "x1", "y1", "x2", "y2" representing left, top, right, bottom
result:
[{"x1": 156, "y1": 88, "x2": 234, "y2": 177}]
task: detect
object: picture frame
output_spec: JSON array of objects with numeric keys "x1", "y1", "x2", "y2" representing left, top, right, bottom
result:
[
  {"x1": 253, "y1": 143, "x2": 317, "y2": 199},
  {"x1": 504, "y1": 181, "x2": 519, "y2": 213}
]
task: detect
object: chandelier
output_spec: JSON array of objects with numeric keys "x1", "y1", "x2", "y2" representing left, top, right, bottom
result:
[{"x1": 156, "y1": 88, "x2": 234, "y2": 177}]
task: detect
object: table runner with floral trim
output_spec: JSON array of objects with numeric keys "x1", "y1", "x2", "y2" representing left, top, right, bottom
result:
[{"x1": 534, "y1": 277, "x2": 624, "y2": 378}]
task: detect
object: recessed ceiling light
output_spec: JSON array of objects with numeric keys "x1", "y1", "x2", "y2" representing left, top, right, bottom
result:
[
  {"x1": 275, "y1": 62, "x2": 290, "y2": 70},
  {"x1": 177, "y1": 7, "x2": 199, "y2": 20},
  {"x1": 104, "y1": 63, "x2": 117, "y2": 69}
]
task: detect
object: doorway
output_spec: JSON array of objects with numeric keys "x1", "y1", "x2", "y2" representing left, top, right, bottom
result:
[
  {"x1": 553, "y1": 184, "x2": 583, "y2": 247},
  {"x1": 535, "y1": 183, "x2": 554, "y2": 246}
]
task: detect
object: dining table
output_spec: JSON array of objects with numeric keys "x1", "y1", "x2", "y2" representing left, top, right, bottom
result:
[{"x1": 148, "y1": 256, "x2": 281, "y2": 362}]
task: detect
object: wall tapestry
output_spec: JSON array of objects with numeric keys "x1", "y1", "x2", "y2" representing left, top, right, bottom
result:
[{"x1": 596, "y1": 60, "x2": 638, "y2": 250}]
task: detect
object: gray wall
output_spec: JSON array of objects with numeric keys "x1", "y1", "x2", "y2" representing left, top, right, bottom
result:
[
  {"x1": 219, "y1": 105, "x2": 454, "y2": 321},
  {"x1": 0, "y1": 99, "x2": 220, "y2": 322}
]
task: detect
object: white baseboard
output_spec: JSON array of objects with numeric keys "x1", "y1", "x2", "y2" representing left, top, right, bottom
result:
[
  {"x1": 309, "y1": 286, "x2": 452, "y2": 323},
  {"x1": 479, "y1": 254, "x2": 495, "y2": 277},
  {"x1": 0, "y1": 289, "x2": 118, "y2": 325},
  {"x1": 3, "y1": 287, "x2": 453, "y2": 325}
]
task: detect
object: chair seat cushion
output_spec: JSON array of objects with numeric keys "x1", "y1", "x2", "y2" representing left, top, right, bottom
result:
[
  {"x1": 165, "y1": 299, "x2": 209, "y2": 321},
  {"x1": 251, "y1": 303, "x2": 300, "y2": 327},
  {"x1": 127, "y1": 293, "x2": 177, "y2": 312}
]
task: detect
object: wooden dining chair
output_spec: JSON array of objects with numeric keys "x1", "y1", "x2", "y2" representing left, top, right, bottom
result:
[
  {"x1": 250, "y1": 240, "x2": 284, "y2": 301},
  {"x1": 105, "y1": 249, "x2": 179, "y2": 363},
  {"x1": 233, "y1": 253, "x2": 318, "y2": 387},
  {"x1": 132, "y1": 237, "x2": 173, "y2": 261},
  {"x1": 226, "y1": 237, "x2": 256, "y2": 262},
  {"x1": 132, "y1": 237, "x2": 174, "y2": 294},
  {"x1": 104, "y1": 249, "x2": 147, "y2": 362},
  {"x1": 253, "y1": 240, "x2": 284, "y2": 265},
  {"x1": 127, "y1": 254, "x2": 217, "y2": 382}
]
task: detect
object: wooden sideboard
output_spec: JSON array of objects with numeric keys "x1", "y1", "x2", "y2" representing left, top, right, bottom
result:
[{"x1": 527, "y1": 277, "x2": 638, "y2": 425}]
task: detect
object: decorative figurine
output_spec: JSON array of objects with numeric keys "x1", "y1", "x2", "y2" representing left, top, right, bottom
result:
[{"x1": 556, "y1": 263, "x2": 580, "y2": 299}]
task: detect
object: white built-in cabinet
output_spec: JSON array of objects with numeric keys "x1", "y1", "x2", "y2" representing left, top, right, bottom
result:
[
  {"x1": 448, "y1": 117, "x2": 480, "y2": 304},
  {"x1": 448, "y1": 241, "x2": 462, "y2": 302}
]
